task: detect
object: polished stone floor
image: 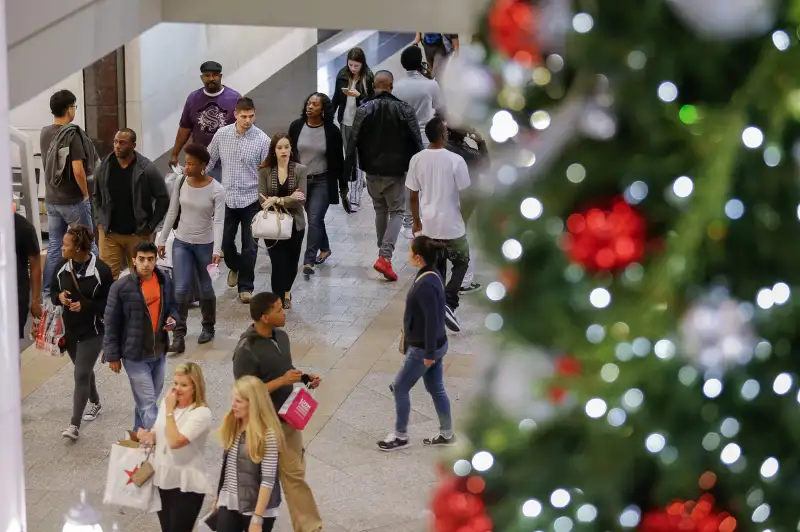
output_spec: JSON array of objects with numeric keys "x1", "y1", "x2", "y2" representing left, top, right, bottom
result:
[{"x1": 21, "y1": 133, "x2": 490, "y2": 532}]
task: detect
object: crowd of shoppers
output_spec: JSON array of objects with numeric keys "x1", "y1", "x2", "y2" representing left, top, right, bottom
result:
[{"x1": 10, "y1": 39, "x2": 487, "y2": 531}]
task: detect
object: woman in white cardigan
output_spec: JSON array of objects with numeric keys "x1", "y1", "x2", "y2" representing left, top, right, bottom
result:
[{"x1": 137, "y1": 362, "x2": 213, "y2": 532}]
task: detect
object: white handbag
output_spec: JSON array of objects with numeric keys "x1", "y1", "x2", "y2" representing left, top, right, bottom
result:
[{"x1": 251, "y1": 205, "x2": 294, "y2": 240}]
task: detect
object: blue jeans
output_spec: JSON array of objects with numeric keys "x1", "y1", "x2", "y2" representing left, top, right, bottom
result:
[
  {"x1": 172, "y1": 239, "x2": 215, "y2": 302},
  {"x1": 122, "y1": 354, "x2": 166, "y2": 431},
  {"x1": 392, "y1": 343, "x2": 451, "y2": 436},
  {"x1": 303, "y1": 176, "x2": 331, "y2": 265},
  {"x1": 43, "y1": 199, "x2": 97, "y2": 295}
]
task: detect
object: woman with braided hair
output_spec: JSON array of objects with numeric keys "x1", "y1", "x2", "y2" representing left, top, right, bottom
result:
[{"x1": 50, "y1": 224, "x2": 114, "y2": 440}]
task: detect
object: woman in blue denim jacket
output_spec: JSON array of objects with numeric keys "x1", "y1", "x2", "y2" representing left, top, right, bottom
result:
[{"x1": 378, "y1": 235, "x2": 454, "y2": 451}]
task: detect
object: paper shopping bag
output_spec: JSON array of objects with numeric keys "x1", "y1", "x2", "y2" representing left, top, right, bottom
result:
[
  {"x1": 278, "y1": 386, "x2": 318, "y2": 430},
  {"x1": 103, "y1": 442, "x2": 161, "y2": 512}
]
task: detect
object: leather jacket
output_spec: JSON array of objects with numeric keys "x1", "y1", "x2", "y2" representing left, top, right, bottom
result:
[{"x1": 342, "y1": 92, "x2": 424, "y2": 179}]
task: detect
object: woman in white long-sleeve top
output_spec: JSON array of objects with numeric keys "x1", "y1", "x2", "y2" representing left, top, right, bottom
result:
[
  {"x1": 137, "y1": 362, "x2": 213, "y2": 532},
  {"x1": 214, "y1": 376, "x2": 283, "y2": 532},
  {"x1": 156, "y1": 143, "x2": 226, "y2": 353}
]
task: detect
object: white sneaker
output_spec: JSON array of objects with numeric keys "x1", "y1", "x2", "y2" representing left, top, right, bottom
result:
[
  {"x1": 62, "y1": 424, "x2": 79, "y2": 440},
  {"x1": 238, "y1": 292, "x2": 252, "y2": 304},
  {"x1": 401, "y1": 227, "x2": 413, "y2": 239}
]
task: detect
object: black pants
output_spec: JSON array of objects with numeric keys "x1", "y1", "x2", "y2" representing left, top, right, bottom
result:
[
  {"x1": 434, "y1": 235, "x2": 470, "y2": 310},
  {"x1": 18, "y1": 296, "x2": 28, "y2": 339},
  {"x1": 265, "y1": 226, "x2": 305, "y2": 301},
  {"x1": 222, "y1": 200, "x2": 261, "y2": 293},
  {"x1": 217, "y1": 507, "x2": 276, "y2": 532},
  {"x1": 157, "y1": 488, "x2": 205, "y2": 532},
  {"x1": 66, "y1": 335, "x2": 103, "y2": 427}
]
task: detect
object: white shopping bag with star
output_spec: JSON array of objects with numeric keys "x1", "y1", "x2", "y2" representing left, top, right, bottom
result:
[{"x1": 103, "y1": 442, "x2": 161, "y2": 512}]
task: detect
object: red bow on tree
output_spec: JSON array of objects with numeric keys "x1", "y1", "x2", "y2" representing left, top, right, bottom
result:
[{"x1": 640, "y1": 495, "x2": 737, "y2": 532}]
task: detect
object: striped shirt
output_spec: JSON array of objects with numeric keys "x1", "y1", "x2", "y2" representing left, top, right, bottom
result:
[
  {"x1": 206, "y1": 123, "x2": 270, "y2": 209},
  {"x1": 217, "y1": 429, "x2": 279, "y2": 517}
]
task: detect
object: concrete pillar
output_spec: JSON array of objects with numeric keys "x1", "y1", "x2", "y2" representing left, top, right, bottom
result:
[{"x1": 0, "y1": 0, "x2": 29, "y2": 529}]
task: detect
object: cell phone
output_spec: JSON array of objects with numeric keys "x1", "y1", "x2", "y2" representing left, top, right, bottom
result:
[
  {"x1": 342, "y1": 87, "x2": 349, "y2": 92},
  {"x1": 301, "y1": 373, "x2": 312, "y2": 385}
]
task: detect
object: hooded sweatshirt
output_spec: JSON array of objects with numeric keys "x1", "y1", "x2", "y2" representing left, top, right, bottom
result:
[{"x1": 232, "y1": 325, "x2": 295, "y2": 412}]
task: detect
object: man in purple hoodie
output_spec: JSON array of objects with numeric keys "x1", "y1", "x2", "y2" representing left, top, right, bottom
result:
[{"x1": 169, "y1": 61, "x2": 241, "y2": 181}]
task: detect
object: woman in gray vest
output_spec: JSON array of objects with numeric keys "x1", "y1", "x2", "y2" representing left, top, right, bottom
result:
[{"x1": 215, "y1": 376, "x2": 283, "y2": 531}]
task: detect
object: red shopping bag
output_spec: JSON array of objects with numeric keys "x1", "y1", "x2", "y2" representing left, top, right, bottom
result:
[{"x1": 278, "y1": 386, "x2": 318, "y2": 430}]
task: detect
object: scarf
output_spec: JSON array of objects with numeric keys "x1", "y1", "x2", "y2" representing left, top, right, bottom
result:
[{"x1": 269, "y1": 162, "x2": 297, "y2": 198}]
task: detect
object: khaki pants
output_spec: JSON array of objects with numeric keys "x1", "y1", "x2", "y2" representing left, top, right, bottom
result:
[
  {"x1": 279, "y1": 423, "x2": 323, "y2": 532},
  {"x1": 98, "y1": 228, "x2": 152, "y2": 279}
]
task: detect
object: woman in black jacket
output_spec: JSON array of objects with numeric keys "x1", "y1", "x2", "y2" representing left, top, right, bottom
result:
[
  {"x1": 378, "y1": 235, "x2": 453, "y2": 452},
  {"x1": 50, "y1": 225, "x2": 114, "y2": 441},
  {"x1": 331, "y1": 47, "x2": 374, "y2": 210},
  {"x1": 289, "y1": 92, "x2": 348, "y2": 278}
]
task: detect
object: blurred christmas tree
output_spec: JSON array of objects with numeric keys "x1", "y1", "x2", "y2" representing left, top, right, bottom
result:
[{"x1": 433, "y1": 0, "x2": 800, "y2": 531}]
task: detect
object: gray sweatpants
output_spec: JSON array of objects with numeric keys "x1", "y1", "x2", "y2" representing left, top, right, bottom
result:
[{"x1": 366, "y1": 174, "x2": 406, "y2": 260}]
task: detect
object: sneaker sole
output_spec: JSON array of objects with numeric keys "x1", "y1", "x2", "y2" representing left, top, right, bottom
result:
[
  {"x1": 62, "y1": 432, "x2": 79, "y2": 441},
  {"x1": 377, "y1": 443, "x2": 411, "y2": 452},
  {"x1": 373, "y1": 265, "x2": 398, "y2": 282},
  {"x1": 423, "y1": 439, "x2": 457, "y2": 446},
  {"x1": 83, "y1": 414, "x2": 100, "y2": 422}
]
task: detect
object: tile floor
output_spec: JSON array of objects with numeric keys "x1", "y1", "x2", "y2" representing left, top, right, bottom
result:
[{"x1": 20, "y1": 190, "x2": 492, "y2": 531}]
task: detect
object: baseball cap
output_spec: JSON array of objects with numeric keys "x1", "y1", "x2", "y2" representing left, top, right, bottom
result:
[{"x1": 200, "y1": 61, "x2": 223, "y2": 74}]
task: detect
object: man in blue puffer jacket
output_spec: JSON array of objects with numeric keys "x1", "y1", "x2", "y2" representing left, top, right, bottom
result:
[{"x1": 103, "y1": 241, "x2": 179, "y2": 431}]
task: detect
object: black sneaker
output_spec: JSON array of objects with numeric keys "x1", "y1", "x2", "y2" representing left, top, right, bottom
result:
[
  {"x1": 83, "y1": 402, "x2": 101, "y2": 422},
  {"x1": 377, "y1": 433, "x2": 410, "y2": 452},
  {"x1": 445, "y1": 305, "x2": 461, "y2": 332},
  {"x1": 459, "y1": 282, "x2": 481, "y2": 294},
  {"x1": 423, "y1": 434, "x2": 456, "y2": 446},
  {"x1": 303, "y1": 265, "x2": 315, "y2": 277}
]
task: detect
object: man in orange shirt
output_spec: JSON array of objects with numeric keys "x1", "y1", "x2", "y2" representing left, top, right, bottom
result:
[{"x1": 103, "y1": 241, "x2": 178, "y2": 430}]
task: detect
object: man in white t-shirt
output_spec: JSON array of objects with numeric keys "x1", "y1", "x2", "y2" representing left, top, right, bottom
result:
[{"x1": 406, "y1": 116, "x2": 471, "y2": 332}]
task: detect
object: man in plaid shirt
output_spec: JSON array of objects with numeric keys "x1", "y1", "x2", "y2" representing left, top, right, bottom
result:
[{"x1": 206, "y1": 97, "x2": 270, "y2": 303}]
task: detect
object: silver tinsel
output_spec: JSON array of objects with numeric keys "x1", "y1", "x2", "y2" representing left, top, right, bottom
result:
[
  {"x1": 666, "y1": 0, "x2": 776, "y2": 40},
  {"x1": 679, "y1": 290, "x2": 758, "y2": 372}
]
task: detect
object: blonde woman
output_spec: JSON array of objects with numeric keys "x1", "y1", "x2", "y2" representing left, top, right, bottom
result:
[
  {"x1": 215, "y1": 376, "x2": 283, "y2": 532},
  {"x1": 137, "y1": 362, "x2": 213, "y2": 532}
]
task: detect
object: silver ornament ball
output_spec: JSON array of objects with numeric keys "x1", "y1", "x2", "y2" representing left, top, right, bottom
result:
[{"x1": 666, "y1": 0, "x2": 776, "y2": 40}]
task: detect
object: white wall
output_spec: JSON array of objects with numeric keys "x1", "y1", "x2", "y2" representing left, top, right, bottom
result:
[
  {"x1": 126, "y1": 24, "x2": 317, "y2": 160},
  {"x1": 8, "y1": 72, "x2": 86, "y2": 166}
]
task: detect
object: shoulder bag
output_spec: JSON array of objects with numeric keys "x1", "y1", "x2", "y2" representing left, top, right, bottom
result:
[{"x1": 251, "y1": 204, "x2": 294, "y2": 241}]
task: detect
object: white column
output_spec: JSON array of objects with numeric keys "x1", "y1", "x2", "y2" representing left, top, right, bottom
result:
[{"x1": 0, "y1": 0, "x2": 28, "y2": 528}]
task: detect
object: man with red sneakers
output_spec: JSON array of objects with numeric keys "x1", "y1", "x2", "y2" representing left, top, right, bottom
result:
[{"x1": 343, "y1": 70, "x2": 423, "y2": 281}]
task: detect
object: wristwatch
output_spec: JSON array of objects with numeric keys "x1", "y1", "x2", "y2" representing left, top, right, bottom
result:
[{"x1": 251, "y1": 515, "x2": 264, "y2": 526}]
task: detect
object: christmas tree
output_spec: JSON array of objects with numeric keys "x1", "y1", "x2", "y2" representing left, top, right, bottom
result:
[{"x1": 433, "y1": 0, "x2": 800, "y2": 530}]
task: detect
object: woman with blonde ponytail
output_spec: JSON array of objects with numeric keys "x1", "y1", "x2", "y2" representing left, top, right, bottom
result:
[{"x1": 214, "y1": 376, "x2": 284, "y2": 532}]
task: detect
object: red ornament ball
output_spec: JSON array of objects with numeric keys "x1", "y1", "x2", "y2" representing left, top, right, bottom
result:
[
  {"x1": 431, "y1": 474, "x2": 493, "y2": 532},
  {"x1": 561, "y1": 196, "x2": 647, "y2": 272},
  {"x1": 548, "y1": 355, "x2": 581, "y2": 404},
  {"x1": 488, "y1": 0, "x2": 541, "y2": 66},
  {"x1": 640, "y1": 495, "x2": 736, "y2": 532}
]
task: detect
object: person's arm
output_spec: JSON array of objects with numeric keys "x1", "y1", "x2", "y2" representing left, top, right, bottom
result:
[
  {"x1": 156, "y1": 180, "x2": 181, "y2": 245},
  {"x1": 281, "y1": 166, "x2": 306, "y2": 208},
  {"x1": 166, "y1": 406, "x2": 212, "y2": 450},
  {"x1": 329, "y1": 125, "x2": 346, "y2": 192},
  {"x1": 450, "y1": 35, "x2": 460, "y2": 54},
  {"x1": 417, "y1": 283, "x2": 440, "y2": 359},
  {"x1": 49, "y1": 266, "x2": 62, "y2": 306},
  {"x1": 432, "y1": 82, "x2": 445, "y2": 116},
  {"x1": 205, "y1": 132, "x2": 221, "y2": 175},
  {"x1": 253, "y1": 429, "x2": 279, "y2": 520},
  {"x1": 147, "y1": 166, "x2": 170, "y2": 233},
  {"x1": 102, "y1": 283, "x2": 123, "y2": 362},
  {"x1": 404, "y1": 105, "x2": 424, "y2": 153},
  {"x1": 72, "y1": 160, "x2": 89, "y2": 200},
  {"x1": 414, "y1": 32, "x2": 422, "y2": 45},
  {"x1": 342, "y1": 107, "x2": 366, "y2": 180},
  {"x1": 410, "y1": 190, "x2": 421, "y2": 229},
  {"x1": 23, "y1": 220, "x2": 42, "y2": 316},
  {"x1": 91, "y1": 164, "x2": 103, "y2": 217},
  {"x1": 171, "y1": 97, "x2": 196, "y2": 166},
  {"x1": 212, "y1": 183, "x2": 226, "y2": 257},
  {"x1": 82, "y1": 263, "x2": 113, "y2": 315}
]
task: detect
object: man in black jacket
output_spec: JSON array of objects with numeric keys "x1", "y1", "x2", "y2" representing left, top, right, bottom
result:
[
  {"x1": 92, "y1": 128, "x2": 170, "y2": 279},
  {"x1": 343, "y1": 70, "x2": 423, "y2": 282},
  {"x1": 103, "y1": 241, "x2": 178, "y2": 431}
]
